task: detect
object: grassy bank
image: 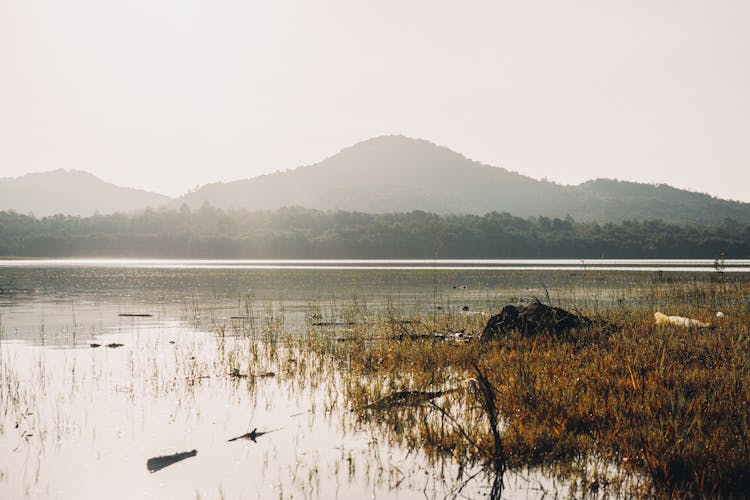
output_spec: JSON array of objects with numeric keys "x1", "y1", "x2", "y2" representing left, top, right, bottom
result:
[{"x1": 300, "y1": 277, "x2": 750, "y2": 497}]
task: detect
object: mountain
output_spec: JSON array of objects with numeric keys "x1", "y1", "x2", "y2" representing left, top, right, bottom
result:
[
  {"x1": 0, "y1": 169, "x2": 171, "y2": 217},
  {"x1": 173, "y1": 135, "x2": 573, "y2": 215},
  {"x1": 6, "y1": 138, "x2": 747, "y2": 224},
  {"x1": 174, "y1": 135, "x2": 750, "y2": 225}
]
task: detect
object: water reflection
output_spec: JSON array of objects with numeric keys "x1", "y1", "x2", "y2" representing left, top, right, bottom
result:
[
  {"x1": 0, "y1": 262, "x2": 738, "y2": 497},
  {"x1": 3, "y1": 318, "x2": 559, "y2": 498}
]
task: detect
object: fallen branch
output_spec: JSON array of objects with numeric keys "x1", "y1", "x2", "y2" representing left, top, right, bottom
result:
[{"x1": 361, "y1": 386, "x2": 463, "y2": 410}]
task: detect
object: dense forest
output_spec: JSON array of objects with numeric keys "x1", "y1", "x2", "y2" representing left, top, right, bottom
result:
[{"x1": 0, "y1": 206, "x2": 748, "y2": 259}]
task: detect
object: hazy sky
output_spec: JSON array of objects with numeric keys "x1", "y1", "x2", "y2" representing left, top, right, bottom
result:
[{"x1": 2, "y1": 1, "x2": 749, "y2": 201}]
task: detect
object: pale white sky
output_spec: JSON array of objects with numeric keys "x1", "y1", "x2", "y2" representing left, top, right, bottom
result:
[{"x1": 1, "y1": 0, "x2": 749, "y2": 201}]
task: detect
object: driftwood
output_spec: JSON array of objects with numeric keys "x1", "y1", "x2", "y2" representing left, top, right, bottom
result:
[
  {"x1": 118, "y1": 313, "x2": 153, "y2": 317},
  {"x1": 227, "y1": 428, "x2": 277, "y2": 442},
  {"x1": 146, "y1": 449, "x2": 197, "y2": 472},
  {"x1": 361, "y1": 387, "x2": 462, "y2": 410},
  {"x1": 310, "y1": 321, "x2": 359, "y2": 327},
  {"x1": 229, "y1": 370, "x2": 275, "y2": 379},
  {"x1": 481, "y1": 300, "x2": 616, "y2": 341},
  {"x1": 391, "y1": 331, "x2": 473, "y2": 342}
]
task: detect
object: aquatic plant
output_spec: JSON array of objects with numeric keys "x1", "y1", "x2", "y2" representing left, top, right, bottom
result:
[{"x1": 301, "y1": 278, "x2": 750, "y2": 497}]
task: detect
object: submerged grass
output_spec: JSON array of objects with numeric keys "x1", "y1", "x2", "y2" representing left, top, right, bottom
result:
[{"x1": 300, "y1": 275, "x2": 750, "y2": 497}]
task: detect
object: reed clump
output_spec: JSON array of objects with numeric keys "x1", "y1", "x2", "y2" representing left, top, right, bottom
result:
[{"x1": 305, "y1": 279, "x2": 750, "y2": 497}]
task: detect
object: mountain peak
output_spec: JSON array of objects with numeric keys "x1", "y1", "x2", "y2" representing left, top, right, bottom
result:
[{"x1": 335, "y1": 135, "x2": 467, "y2": 161}]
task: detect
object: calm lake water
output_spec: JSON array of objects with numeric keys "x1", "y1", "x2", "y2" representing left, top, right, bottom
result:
[
  {"x1": 1, "y1": 259, "x2": 747, "y2": 345},
  {"x1": 0, "y1": 260, "x2": 746, "y2": 498}
]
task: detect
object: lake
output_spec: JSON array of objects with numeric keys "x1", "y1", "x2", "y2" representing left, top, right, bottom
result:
[
  {"x1": 0, "y1": 260, "x2": 746, "y2": 498},
  {"x1": 1, "y1": 259, "x2": 746, "y2": 345}
]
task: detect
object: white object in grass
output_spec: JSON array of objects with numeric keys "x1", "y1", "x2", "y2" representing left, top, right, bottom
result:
[{"x1": 654, "y1": 312, "x2": 710, "y2": 328}]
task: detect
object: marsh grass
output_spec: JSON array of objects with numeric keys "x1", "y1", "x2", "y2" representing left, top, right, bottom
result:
[
  {"x1": 301, "y1": 277, "x2": 750, "y2": 497},
  {"x1": 2, "y1": 271, "x2": 749, "y2": 498}
]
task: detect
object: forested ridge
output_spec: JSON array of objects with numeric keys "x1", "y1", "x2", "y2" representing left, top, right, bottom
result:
[
  {"x1": 1, "y1": 206, "x2": 748, "y2": 259},
  {"x1": 172, "y1": 136, "x2": 750, "y2": 225}
]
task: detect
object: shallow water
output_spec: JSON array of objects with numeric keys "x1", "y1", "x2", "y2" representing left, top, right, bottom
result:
[
  {"x1": 1, "y1": 259, "x2": 737, "y2": 345},
  {"x1": 1, "y1": 260, "x2": 740, "y2": 498},
  {"x1": 0, "y1": 309, "x2": 581, "y2": 499},
  {"x1": 2, "y1": 325, "x2": 463, "y2": 499}
]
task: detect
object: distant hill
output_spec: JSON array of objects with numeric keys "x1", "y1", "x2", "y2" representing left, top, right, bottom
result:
[
  {"x1": 0, "y1": 169, "x2": 171, "y2": 217},
  {"x1": 173, "y1": 135, "x2": 750, "y2": 225},
  {"x1": 5, "y1": 138, "x2": 748, "y2": 224},
  {"x1": 572, "y1": 179, "x2": 750, "y2": 225}
]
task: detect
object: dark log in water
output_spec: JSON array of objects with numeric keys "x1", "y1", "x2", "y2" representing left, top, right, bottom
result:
[
  {"x1": 118, "y1": 313, "x2": 153, "y2": 317},
  {"x1": 146, "y1": 449, "x2": 197, "y2": 472},
  {"x1": 361, "y1": 388, "x2": 461, "y2": 410}
]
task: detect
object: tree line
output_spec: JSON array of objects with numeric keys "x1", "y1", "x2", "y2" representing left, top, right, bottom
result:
[{"x1": 0, "y1": 206, "x2": 748, "y2": 259}]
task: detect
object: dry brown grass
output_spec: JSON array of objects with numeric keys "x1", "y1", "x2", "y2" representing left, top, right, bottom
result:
[{"x1": 302, "y1": 277, "x2": 750, "y2": 497}]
